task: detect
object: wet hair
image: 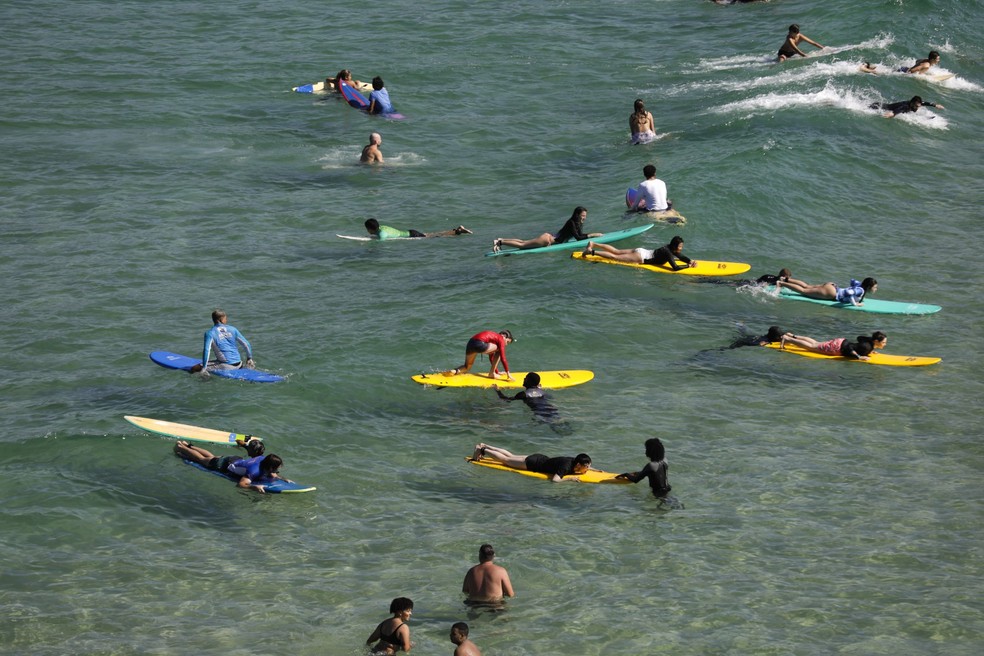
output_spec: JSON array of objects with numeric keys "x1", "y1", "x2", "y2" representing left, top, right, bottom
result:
[
  {"x1": 778, "y1": 268, "x2": 792, "y2": 280},
  {"x1": 643, "y1": 163, "x2": 657, "y2": 178},
  {"x1": 568, "y1": 206, "x2": 588, "y2": 224},
  {"x1": 499, "y1": 329, "x2": 514, "y2": 342},
  {"x1": 372, "y1": 76, "x2": 384, "y2": 90},
  {"x1": 644, "y1": 438, "x2": 665, "y2": 461},
  {"x1": 574, "y1": 453, "x2": 592, "y2": 468},
  {"x1": 788, "y1": 24, "x2": 800, "y2": 34},
  {"x1": 861, "y1": 277, "x2": 878, "y2": 294},
  {"x1": 928, "y1": 50, "x2": 940, "y2": 60},
  {"x1": 669, "y1": 235, "x2": 684, "y2": 249},
  {"x1": 260, "y1": 454, "x2": 282, "y2": 476},
  {"x1": 765, "y1": 326, "x2": 786, "y2": 343},
  {"x1": 857, "y1": 331, "x2": 888, "y2": 348},
  {"x1": 479, "y1": 544, "x2": 495, "y2": 561},
  {"x1": 389, "y1": 597, "x2": 414, "y2": 614},
  {"x1": 244, "y1": 438, "x2": 265, "y2": 457},
  {"x1": 523, "y1": 372, "x2": 541, "y2": 388},
  {"x1": 365, "y1": 218, "x2": 380, "y2": 231},
  {"x1": 335, "y1": 69, "x2": 351, "y2": 83},
  {"x1": 633, "y1": 98, "x2": 646, "y2": 114},
  {"x1": 451, "y1": 622, "x2": 469, "y2": 636},
  {"x1": 211, "y1": 309, "x2": 226, "y2": 324}
]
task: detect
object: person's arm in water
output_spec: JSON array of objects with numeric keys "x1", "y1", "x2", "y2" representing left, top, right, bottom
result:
[{"x1": 493, "y1": 385, "x2": 525, "y2": 401}]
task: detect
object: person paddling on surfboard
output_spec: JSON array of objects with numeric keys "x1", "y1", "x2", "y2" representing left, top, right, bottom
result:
[
  {"x1": 870, "y1": 96, "x2": 945, "y2": 118},
  {"x1": 776, "y1": 277, "x2": 877, "y2": 306},
  {"x1": 445, "y1": 330, "x2": 514, "y2": 380},
  {"x1": 470, "y1": 444, "x2": 593, "y2": 483},
  {"x1": 173, "y1": 440, "x2": 291, "y2": 493},
  {"x1": 364, "y1": 218, "x2": 472, "y2": 239},
  {"x1": 492, "y1": 206, "x2": 601, "y2": 253},
  {"x1": 777, "y1": 24, "x2": 825, "y2": 62},
  {"x1": 779, "y1": 331, "x2": 886, "y2": 361},
  {"x1": 583, "y1": 235, "x2": 697, "y2": 270},
  {"x1": 900, "y1": 51, "x2": 941, "y2": 74},
  {"x1": 189, "y1": 309, "x2": 255, "y2": 374}
]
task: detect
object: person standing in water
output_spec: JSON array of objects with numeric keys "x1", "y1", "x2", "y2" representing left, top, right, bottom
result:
[
  {"x1": 629, "y1": 99, "x2": 656, "y2": 144},
  {"x1": 777, "y1": 24, "x2": 825, "y2": 62},
  {"x1": 462, "y1": 544, "x2": 515, "y2": 603}
]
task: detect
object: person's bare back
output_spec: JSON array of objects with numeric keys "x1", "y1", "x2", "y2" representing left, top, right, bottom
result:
[{"x1": 462, "y1": 544, "x2": 514, "y2": 602}]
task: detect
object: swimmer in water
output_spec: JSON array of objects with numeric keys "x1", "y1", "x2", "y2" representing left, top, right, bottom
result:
[{"x1": 777, "y1": 24, "x2": 825, "y2": 62}]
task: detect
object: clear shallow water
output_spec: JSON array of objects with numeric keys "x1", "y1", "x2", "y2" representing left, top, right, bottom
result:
[{"x1": 2, "y1": 0, "x2": 982, "y2": 654}]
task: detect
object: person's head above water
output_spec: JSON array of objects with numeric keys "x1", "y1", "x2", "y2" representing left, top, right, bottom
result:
[
  {"x1": 644, "y1": 437, "x2": 666, "y2": 461},
  {"x1": 523, "y1": 372, "x2": 541, "y2": 388},
  {"x1": 643, "y1": 163, "x2": 657, "y2": 178},
  {"x1": 364, "y1": 218, "x2": 380, "y2": 233}
]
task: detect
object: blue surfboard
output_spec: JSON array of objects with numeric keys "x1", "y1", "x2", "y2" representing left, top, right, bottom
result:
[
  {"x1": 337, "y1": 80, "x2": 405, "y2": 120},
  {"x1": 485, "y1": 224, "x2": 654, "y2": 257},
  {"x1": 149, "y1": 351, "x2": 285, "y2": 383},
  {"x1": 182, "y1": 459, "x2": 316, "y2": 493}
]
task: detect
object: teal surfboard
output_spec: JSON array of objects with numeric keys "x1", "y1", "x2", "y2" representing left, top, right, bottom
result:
[
  {"x1": 485, "y1": 224, "x2": 653, "y2": 257},
  {"x1": 773, "y1": 287, "x2": 941, "y2": 315}
]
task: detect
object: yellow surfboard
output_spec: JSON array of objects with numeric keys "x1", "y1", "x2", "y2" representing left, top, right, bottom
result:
[
  {"x1": 764, "y1": 343, "x2": 940, "y2": 367},
  {"x1": 124, "y1": 416, "x2": 261, "y2": 445},
  {"x1": 412, "y1": 370, "x2": 593, "y2": 389},
  {"x1": 571, "y1": 251, "x2": 751, "y2": 276},
  {"x1": 466, "y1": 457, "x2": 630, "y2": 484}
]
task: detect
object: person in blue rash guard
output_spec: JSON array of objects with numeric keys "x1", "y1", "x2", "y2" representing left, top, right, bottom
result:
[
  {"x1": 189, "y1": 309, "x2": 255, "y2": 373},
  {"x1": 173, "y1": 439, "x2": 290, "y2": 493},
  {"x1": 367, "y1": 76, "x2": 394, "y2": 115}
]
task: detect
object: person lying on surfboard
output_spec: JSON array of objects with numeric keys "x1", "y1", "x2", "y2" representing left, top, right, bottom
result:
[
  {"x1": 445, "y1": 330, "x2": 514, "y2": 380},
  {"x1": 470, "y1": 444, "x2": 593, "y2": 483},
  {"x1": 777, "y1": 24, "x2": 825, "y2": 62},
  {"x1": 900, "y1": 51, "x2": 941, "y2": 75},
  {"x1": 583, "y1": 235, "x2": 697, "y2": 270},
  {"x1": 189, "y1": 309, "x2": 255, "y2": 374},
  {"x1": 492, "y1": 206, "x2": 601, "y2": 253},
  {"x1": 327, "y1": 68, "x2": 363, "y2": 92},
  {"x1": 173, "y1": 440, "x2": 290, "y2": 493},
  {"x1": 727, "y1": 325, "x2": 791, "y2": 349},
  {"x1": 363, "y1": 218, "x2": 472, "y2": 239},
  {"x1": 779, "y1": 332, "x2": 886, "y2": 361},
  {"x1": 776, "y1": 277, "x2": 877, "y2": 306},
  {"x1": 870, "y1": 96, "x2": 945, "y2": 118}
]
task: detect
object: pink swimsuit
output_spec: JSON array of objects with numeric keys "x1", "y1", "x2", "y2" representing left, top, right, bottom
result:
[{"x1": 817, "y1": 338, "x2": 845, "y2": 356}]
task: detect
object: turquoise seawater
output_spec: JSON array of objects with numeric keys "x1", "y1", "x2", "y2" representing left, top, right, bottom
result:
[{"x1": 2, "y1": 0, "x2": 982, "y2": 654}]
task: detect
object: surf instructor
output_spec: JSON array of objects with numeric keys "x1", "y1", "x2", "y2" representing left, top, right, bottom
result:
[
  {"x1": 445, "y1": 329, "x2": 514, "y2": 380},
  {"x1": 190, "y1": 309, "x2": 255, "y2": 374}
]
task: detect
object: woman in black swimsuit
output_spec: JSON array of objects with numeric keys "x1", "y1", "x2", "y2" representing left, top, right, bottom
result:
[{"x1": 367, "y1": 597, "x2": 414, "y2": 653}]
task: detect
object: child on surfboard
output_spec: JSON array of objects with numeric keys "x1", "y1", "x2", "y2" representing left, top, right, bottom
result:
[{"x1": 776, "y1": 24, "x2": 825, "y2": 62}]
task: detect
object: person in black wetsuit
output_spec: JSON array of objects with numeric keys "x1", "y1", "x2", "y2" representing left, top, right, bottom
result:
[
  {"x1": 584, "y1": 235, "x2": 698, "y2": 270},
  {"x1": 871, "y1": 96, "x2": 945, "y2": 118},
  {"x1": 366, "y1": 597, "x2": 413, "y2": 654},
  {"x1": 492, "y1": 373, "x2": 559, "y2": 421},
  {"x1": 471, "y1": 443, "x2": 592, "y2": 482},
  {"x1": 727, "y1": 325, "x2": 791, "y2": 349},
  {"x1": 616, "y1": 438, "x2": 673, "y2": 498},
  {"x1": 492, "y1": 206, "x2": 602, "y2": 252}
]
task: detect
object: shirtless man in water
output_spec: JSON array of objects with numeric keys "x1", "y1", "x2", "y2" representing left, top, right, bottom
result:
[
  {"x1": 462, "y1": 544, "x2": 514, "y2": 602},
  {"x1": 360, "y1": 132, "x2": 383, "y2": 164},
  {"x1": 777, "y1": 24, "x2": 824, "y2": 62}
]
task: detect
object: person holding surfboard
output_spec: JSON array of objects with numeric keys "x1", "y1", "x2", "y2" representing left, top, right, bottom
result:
[
  {"x1": 329, "y1": 69, "x2": 363, "y2": 92},
  {"x1": 777, "y1": 24, "x2": 825, "y2": 62},
  {"x1": 445, "y1": 329, "x2": 514, "y2": 380},
  {"x1": 189, "y1": 309, "x2": 255, "y2": 374},
  {"x1": 367, "y1": 77, "x2": 394, "y2": 115},
  {"x1": 900, "y1": 51, "x2": 941, "y2": 74},
  {"x1": 629, "y1": 99, "x2": 656, "y2": 145},
  {"x1": 616, "y1": 438, "x2": 673, "y2": 499},
  {"x1": 363, "y1": 218, "x2": 472, "y2": 239},
  {"x1": 583, "y1": 235, "x2": 697, "y2": 270},
  {"x1": 492, "y1": 206, "x2": 601, "y2": 253},
  {"x1": 470, "y1": 444, "x2": 593, "y2": 483},
  {"x1": 870, "y1": 96, "x2": 945, "y2": 118},
  {"x1": 776, "y1": 277, "x2": 877, "y2": 305},
  {"x1": 366, "y1": 597, "x2": 414, "y2": 654},
  {"x1": 779, "y1": 331, "x2": 886, "y2": 361},
  {"x1": 462, "y1": 544, "x2": 514, "y2": 603}
]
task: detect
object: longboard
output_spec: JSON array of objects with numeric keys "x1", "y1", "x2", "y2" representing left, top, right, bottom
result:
[
  {"x1": 149, "y1": 351, "x2": 285, "y2": 383},
  {"x1": 292, "y1": 79, "x2": 373, "y2": 94},
  {"x1": 571, "y1": 251, "x2": 751, "y2": 276},
  {"x1": 124, "y1": 415, "x2": 260, "y2": 446},
  {"x1": 485, "y1": 224, "x2": 653, "y2": 257},
  {"x1": 764, "y1": 343, "x2": 940, "y2": 367},
  {"x1": 771, "y1": 286, "x2": 941, "y2": 315},
  {"x1": 625, "y1": 189, "x2": 687, "y2": 224},
  {"x1": 337, "y1": 80, "x2": 405, "y2": 119},
  {"x1": 412, "y1": 370, "x2": 593, "y2": 389},
  {"x1": 466, "y1": 457, "x2": 630, "y2": 484},
  {"x1": 336, "y1": 234, "x2": 413, "y2": 241},
  {"x1": 182, "y1": 459, "x2": 316, "y2": 493}
]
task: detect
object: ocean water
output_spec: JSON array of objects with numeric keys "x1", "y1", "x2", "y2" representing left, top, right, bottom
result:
[{"x1": 2, "y1": 0, "x2": 982, "y2": 654}]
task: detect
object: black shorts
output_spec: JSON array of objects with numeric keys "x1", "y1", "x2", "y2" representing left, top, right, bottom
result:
[
  {"x1": 206, "y1": 455, "x2": 237, "y2": 472},
  {"x1": 466, "y1": 338, "x2": 490, "y2": 354},
  {"x1": 524, "y1": 453, "x2": 549, "y2": 472},
  {"x1": 408, "y1": 229, "x2": 426, "y2": 238}
]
